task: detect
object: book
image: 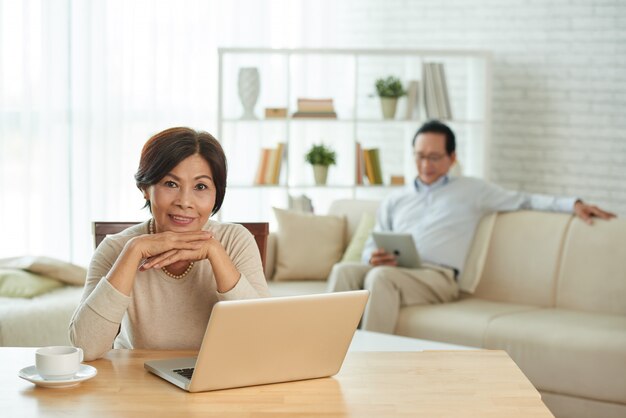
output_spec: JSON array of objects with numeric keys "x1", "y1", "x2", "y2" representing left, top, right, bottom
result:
[
  {"x1": 297, "y1": 98, "x2": 333, "y2": 106},
  {"x1": 355, "y1": 142, "x2": 363, "y2": 185},
  {"x1": 422, "y1": 62, "x2": 453, "y2": 120},
  {"x1": 264, "y1": 148, "x2": 278, "y2": 184},
  {"x1": 363, "y1": 149, "x2": 375, "y2": 185},
  {"x1": 254, "y1": 148, "x2": 272, "y2": 185},
  {"x1": 297, "y1": 101, "x2": 335, "y2": 112},
  {"x1": 431, "y1": 63, "x2": 447, "y2": 119},
  {"x1": 297, "y1": 98, "x2": 333, "y2": 104},
  {"x1": 297, "y1": 105, "x2": 335, "y2": 112},
  {"x1": 292, "y1": 111, "x2": 337, "y2": 118},
  {"x1": 404, "y1": 80, "x2": 419, "y2": 120},
  {"x1": 422, "y1": 63, "x2": 437, "y2": 119},
  {"x1": 369, "y1": 148, "x2": 383, "y2": 185},
  {"x1": 269, "y1": 142, "x2": 285, "y2": 184},
  {"x1": 437, "y1": 63, "x2": 453, "y2": 119},
  {"x1": 362, "y1": 148, "x2": 383, "y2": 185}
]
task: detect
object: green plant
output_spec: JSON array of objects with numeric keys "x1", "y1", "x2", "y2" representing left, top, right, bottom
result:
[
  {"x1": 375, "y1": 76, "x2": 406, "y2": 98},
  {"x1": 305, "y1": 144, "x2": 336, "y2": 166}
]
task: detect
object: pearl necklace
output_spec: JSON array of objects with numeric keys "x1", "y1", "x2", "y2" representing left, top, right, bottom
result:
[{"x1": 148, "y1": 219, "x2": 194, "y2": 280}]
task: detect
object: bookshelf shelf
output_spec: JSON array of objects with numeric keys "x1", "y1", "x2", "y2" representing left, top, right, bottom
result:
[{"x1": 217, "y1": 48, "x2": 492, "y2": 220}]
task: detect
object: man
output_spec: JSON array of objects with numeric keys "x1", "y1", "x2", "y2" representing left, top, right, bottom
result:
[{"x1": 327, "y1": 120, "x2": 616, "y2": 334}]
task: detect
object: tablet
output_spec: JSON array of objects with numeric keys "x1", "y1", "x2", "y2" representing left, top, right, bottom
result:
[{"x1": 372, "y1": 232, "x2": 421, "y2": 268}]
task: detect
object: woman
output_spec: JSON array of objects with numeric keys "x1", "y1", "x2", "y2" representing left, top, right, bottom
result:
[{"x1": 70, "y1": 127, "x2": 270, "y2": 361}]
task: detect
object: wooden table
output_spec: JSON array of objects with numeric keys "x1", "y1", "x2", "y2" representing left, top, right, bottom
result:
[{"x1": 1, "y1": 348, "x2": 553, "y2": 417}]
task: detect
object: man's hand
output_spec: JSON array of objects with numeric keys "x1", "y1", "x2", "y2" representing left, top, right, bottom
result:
[
  {"x1": 574, "y1": 200, "x2": 616, "y2": 225},
  {"x1": 369, "y1": 248, "x2": 397, "y2": 266}
]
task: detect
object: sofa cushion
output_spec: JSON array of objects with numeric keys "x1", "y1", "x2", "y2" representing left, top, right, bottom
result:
[
  {"x1": 472, "y1": 211, "x2": 572, "y2": 307},
  {"x1": 0, "y1": 256, "x2": 86, "y2": 285},
  {"x1": 394, "y1": 297, "x2": 540, "y2": 348},
  {"x1": 272, "y1": 207, "x2": 346, "y2": 281},
  {"x1": 267, "y1": 280, "x2": 328, "y2": 297},
  {"x1": 0, "y1": 269, "x2": 64, "y2": 298},
  {"x1": 327, "y1": 199, "x2": 379, "y2": 243},
  {"x1": 541, "y1": 391, "x2": 626, "y2": 418},
  {"x1": 483, "y1": 308, "x2": 626, "y2": 404},
  {"x1": 341, "y1": 213, "x2": 376, "y2": 262},
  {"x1": 459, "y1": 213, "x2": 496, "y2": 293},
  {"x1": 556, "y1": 217, "x2": 626, "y2": 315}
]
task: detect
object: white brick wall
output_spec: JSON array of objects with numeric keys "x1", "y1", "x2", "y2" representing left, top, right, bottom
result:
[{"x1": 310, "y1": 0, "x2": 626, "y2": 215}]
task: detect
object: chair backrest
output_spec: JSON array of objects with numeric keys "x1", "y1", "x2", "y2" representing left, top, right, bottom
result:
[{"x1": 93, "y1": 221, "x2": 269, "y2": 269}]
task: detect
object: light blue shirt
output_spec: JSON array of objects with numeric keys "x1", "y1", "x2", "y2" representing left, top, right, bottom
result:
[{"x1": 361, "y1": 176, "x2": 577, "y2": 273}]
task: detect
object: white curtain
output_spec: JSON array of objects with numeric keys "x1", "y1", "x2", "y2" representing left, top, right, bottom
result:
[
  {"x1": 0, "y1": 0, "x2": 334, "y2": 265},
  {"x1": 0, "y1": 0, "x2": 71, "y2": 260}
]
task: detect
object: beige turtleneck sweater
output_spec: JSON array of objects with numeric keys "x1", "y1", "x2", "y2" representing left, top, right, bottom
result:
[{"x1": 69, "y1": 220, "x2": 270, "y2": 361}]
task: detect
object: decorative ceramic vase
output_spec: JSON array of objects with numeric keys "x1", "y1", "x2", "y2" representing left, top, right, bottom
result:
[
  {"x1": 380, "y1": 97, "x2": 398, "y2": 120},
  {"x1": 238, "y1": 67, "x2": 260, "y2": 119},
  {"x1": 312, "y1": 165, "x2": 329, "y2": 185}
]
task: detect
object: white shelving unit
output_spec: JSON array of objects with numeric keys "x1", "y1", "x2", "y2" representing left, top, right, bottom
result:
[{"x1": 217, "y1": 48, "x2": 492, "y2": 222}]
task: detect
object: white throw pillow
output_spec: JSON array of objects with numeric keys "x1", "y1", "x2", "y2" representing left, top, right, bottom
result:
[{"x1": 272, "y1": 207, "x2": 346, "y2": 281}]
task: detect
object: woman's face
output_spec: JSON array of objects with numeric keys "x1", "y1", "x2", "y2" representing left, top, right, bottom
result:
[{"x1": 144, "y1": 154, "x2": 216, "y2": 233}]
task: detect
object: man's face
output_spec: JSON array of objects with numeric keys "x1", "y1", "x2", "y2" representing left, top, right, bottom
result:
[{"x1": 414, "y1": 132, "x2": 456, "y2": 185}]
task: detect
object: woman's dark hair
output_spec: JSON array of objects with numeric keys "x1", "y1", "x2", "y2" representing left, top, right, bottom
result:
[
  {"x1": 412, "y1": 120, "x2": 456, "y2": 155},
  {"x1": 134, "y1": 127, "x2": 227, "y2": 216}
]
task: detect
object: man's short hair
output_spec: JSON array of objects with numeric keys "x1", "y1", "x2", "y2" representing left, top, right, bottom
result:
[{"x1": 412, "y1": 120, "x2": 456, "y2": 155}]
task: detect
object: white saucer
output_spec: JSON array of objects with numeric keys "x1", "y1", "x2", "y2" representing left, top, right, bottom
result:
[{"x1": 18, "y1": 364, "x2": 97, "y2": 388}]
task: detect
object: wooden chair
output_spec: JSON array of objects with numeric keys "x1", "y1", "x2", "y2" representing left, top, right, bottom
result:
[{"x1": 92, "y1": 221, "x2": 269, "y2": 269}]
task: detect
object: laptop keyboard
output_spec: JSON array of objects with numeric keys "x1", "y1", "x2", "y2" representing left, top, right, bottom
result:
[{"x1": 173, "y1": 368, "x2": 195, "y2": 380}]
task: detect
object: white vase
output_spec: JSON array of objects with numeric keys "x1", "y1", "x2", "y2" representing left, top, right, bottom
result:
[{"x1": 238, "y1": 67, "x2": 260, "y2": 120}]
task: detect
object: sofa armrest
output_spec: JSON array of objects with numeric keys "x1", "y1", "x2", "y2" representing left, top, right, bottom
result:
[{"x1": 264, "y1": 232, "x2": 277, "y2": 281}]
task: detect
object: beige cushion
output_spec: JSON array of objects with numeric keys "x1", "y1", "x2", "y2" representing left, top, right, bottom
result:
[
  {"x1": 267, "y1": 280, "x2": 328, "y2": 297},
  {"x1": 327, "y1": 199, "x2": 379, "y2": 243},
  {"x1": 472, "y1": 211, "x2": 571, "y2": 307},
  {"x1": 556, "y1": 217, "x2": 626, "y2": 315},
  {"x1": 264, "y1": 233, "x2": 277, "y2": 280},
  {"x1": 459, "y1": 213, "x2": 496, "y2": 293},
  {"x1": 541, "y1": 392, "x2": 626, "y2": 418},
  {"x1": 341, "y1": 213, "x2": 376, "y2": 262},
  {"x1": 272, "y1": 208, "x2": 346, "y2": 281},
  {"x1": 395, "y1": 297, "x2": 539, "y2": 348},
  {"x1": 484, "y1": 308, "x2": 626, "y2": 405},
  {"x1": 0, "y1": 269, "x2": 64, "y2": 298},
  {"x1": 0, "y1": 256, "x2": 86, "y2": 285}
]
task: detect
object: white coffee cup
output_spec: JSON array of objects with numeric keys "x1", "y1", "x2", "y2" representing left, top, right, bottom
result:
[{"x1": 35, "y1": 346, "x2": 84, "y2": 380}]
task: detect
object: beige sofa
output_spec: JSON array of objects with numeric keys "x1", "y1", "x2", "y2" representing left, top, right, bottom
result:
[{"x1": 265, "y1": 199, "x2": 626, "y2": 418}]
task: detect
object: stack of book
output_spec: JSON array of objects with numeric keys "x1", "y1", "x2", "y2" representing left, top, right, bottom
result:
[
  {"x1": 355, "y1": 143, "x2": 383, "y2": 185},
  {"x1": 292, "y1": 98, "x2": 337, "y2": 119},
  {"x1": 422, "y1": 62, "x2": 453, "y2": 120},
  {"x1": 254, "y1": 142, "x2": 285, "y2": 185}
]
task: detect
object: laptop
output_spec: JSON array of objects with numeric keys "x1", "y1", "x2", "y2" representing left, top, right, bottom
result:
[
  {"x1": 372, "y1": 231, "x2": 422, "y2": 268},
  {"x1": 144, "y1": 290, "x2": 369, "y2": 392}
]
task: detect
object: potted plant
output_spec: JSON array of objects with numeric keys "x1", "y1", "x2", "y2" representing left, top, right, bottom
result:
[
  {"x1": 305, "y1": 144, "x2": 337, "y2": 185},
  {"x1": 375, "y1": 76, "x2": 406, "y2": 119}
]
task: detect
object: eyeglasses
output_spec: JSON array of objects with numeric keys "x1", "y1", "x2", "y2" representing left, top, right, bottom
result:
[{"x1": 414, "y1": 153, "x2": 447, "y2": 163}]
